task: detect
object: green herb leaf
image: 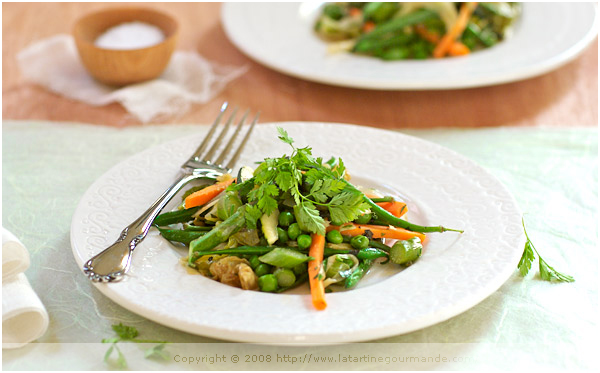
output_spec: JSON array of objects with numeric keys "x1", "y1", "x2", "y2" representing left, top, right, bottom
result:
[
  {"x1": 294, "y1": 202, "x2": 326, "y2": 236},
  {"x1": 144, "y1": 343, "x2": 169, "y2": 360},
  {"x1": 244, "y1": 204, "x2": 263, "y2": 229},
  {"x1": 277, "y1": 127, "x2": 294, "y2": 146},
  {"x1": 112, "y1": 323, "x2": 138, "y2": 340},
  {"x1": 517, "y1": 241, "x2": 535, "y2": 277},
  {"x1": 520, "y1": 217, "x2": 574, "y2": 282},
  {"x1": 275, "y1": 171, "x2": 294, "y2": 192},
  {"x1": 539, "y1": 257, "x2": 575, "y2": 283},
  {"x1": 328, "y1": 190, "x2": 370, "y2": 224}
]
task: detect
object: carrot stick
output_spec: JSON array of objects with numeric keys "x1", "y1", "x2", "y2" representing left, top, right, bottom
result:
[
  {"x1": 308, "y1": 234, "x2": 327, "y2": 311},
  {"x1": 327, "y1": 223, "x2": 426, "y2": 242},
  {"x1": 433, "y1": 2, "x2": 478, "y2": 58},
  {"x1": 448, "y1": 41, "x2": 470, "y2": 56},
  {"x1": 349, "y1": 7, "x2": 362, "y2": 17},
  {"x1": 376, "y1": 201, "x2": 407, "y2": 218},
  {"x1": 184, "y1": 178, "x2": 235, "y2": 209},
  {"x1": 362, "y1": 21, "x2": 376, "y2": 33},
  {"x1": 415, "y1": 24, "x2": 440, "y2": 43}
]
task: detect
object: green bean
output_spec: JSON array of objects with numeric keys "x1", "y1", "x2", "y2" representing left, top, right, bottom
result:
[
  {"x1": 343, "y1": 180, "x2": 464, "y2": 233},
  {"x1": 353, "y1": 34, "x2": 413, "y2": 53},
  {"x1": 156, "y1": 227, "x2": 206, "y2": 244},
  {"x1": 369, "y1": 196, "x2": 394, "y2": 203},
  {"x1": 356, "y1": 247, "x2": 388, "y2": 261},
  {"x1": 368, "y1": 239, "x2": 392, "y2": 252},
  {"x1": 154, "y1": 206, "x2": 200, "y2": 226},
  {"x1": 356, "y1": 9, "x2": 437, "y2": 42},
  {"x1": 345, "y1": 259, "x2": 374, "y2": 289}
]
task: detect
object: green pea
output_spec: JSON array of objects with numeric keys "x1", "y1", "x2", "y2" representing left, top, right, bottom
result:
[
  {"x1": 258, "y1": 274, "x2": 279, "y2": 292},
  {"x1": 248, "y1": 255, "x2": 260, "y2": 269},
  {"x1": 350, "y1": 235, "x2": 369, "y2": 250},
  {"x1": 273, "y1": 268, "x2": 296, "y2": 288},
  {"x1": 278, "y1": 211, "x2": 295, "y2": 227},
  {"x1": 277, "y1": 227, "x2": 288, "y2": 244},
  {"x1": 254, "y1": 263, "x2": 272, "y2": 277},
  {"x1": 287, "y1": 223, "x2": 301, "y2": 240},
  {"x1": 354, "y1": 213, "x2": 372, "y2": 224},
  {"x1": 292, "y1": 262, "x2": 308, "y2": 276},
  {"x1": 326, "y1": 230, "x2": 343, "y2": 244},
  {"x1": 297, "y1": 234, "x2": 312, "y2": 249}
]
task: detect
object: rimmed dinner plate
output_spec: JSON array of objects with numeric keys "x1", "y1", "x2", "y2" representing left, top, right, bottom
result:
[
  {"x1": 221, "y1": 2, "x2": 598, "y2": 90},
  {"x1": 71, "y1": 122, "x2": 525, "y2": 343}
]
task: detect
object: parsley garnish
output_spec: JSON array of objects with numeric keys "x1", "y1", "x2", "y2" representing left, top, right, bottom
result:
[
  {"x1": 233, "y1": 128, "x2": 369, "y2": 235},
  {"x1": 102, "y1": 323, "x2": 169, "y2": 369},
  {"x1": 518, "y1": 218, "x2": 574, "y2": 282}
]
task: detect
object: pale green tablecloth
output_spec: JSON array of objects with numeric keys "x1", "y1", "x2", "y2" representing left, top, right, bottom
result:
[{"x1": 2, "y1": 121, "x2": 597, "y2": 370}]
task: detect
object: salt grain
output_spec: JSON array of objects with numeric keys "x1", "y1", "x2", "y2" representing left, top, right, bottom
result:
[{"x1": 94, "y1": 21, "x2": 165, "y2": 50}]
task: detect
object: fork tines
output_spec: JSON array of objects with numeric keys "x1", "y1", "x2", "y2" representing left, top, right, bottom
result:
[{"x1": 191, "y1": 102, "x2": 259, "y2": 172}]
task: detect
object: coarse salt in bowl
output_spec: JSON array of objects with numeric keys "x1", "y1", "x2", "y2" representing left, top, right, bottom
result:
[{"x1": 73, "y1": 7, "x2": 179, "y2": 86}]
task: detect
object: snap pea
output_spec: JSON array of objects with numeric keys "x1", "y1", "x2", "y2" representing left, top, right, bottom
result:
[
  {"x1": 154, "y1": 206, "x2": 200, "y2": 226},
  {"x1": 343, "y1": 180, "x2": 464, "y2": 233},
  {"x1": 259, "y1": 247, "x2": 310, "y2": 268},
  {"x1": 345, "y1": 259, "x2": 374, "y2": 289},
  {"x1": 156, "y1": 227, "x2": 206, "y2": 244},
  {"x1": 183, "y1": 225, "x2": 213, "y2": 231},
  {"x1": 188, "y1": 210, "x2": 246, "y2": 263}
]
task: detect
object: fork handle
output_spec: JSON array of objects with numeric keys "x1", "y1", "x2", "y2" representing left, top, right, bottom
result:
[{"x1": 83, "y1": 173, "x2": 202, "y2": 282}]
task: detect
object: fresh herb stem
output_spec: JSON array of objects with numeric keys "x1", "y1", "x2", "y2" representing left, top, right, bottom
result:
[{"x1": 518, "y1": 217, "x2": 574, "y2": 282}]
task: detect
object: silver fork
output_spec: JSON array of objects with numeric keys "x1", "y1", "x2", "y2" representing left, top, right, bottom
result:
[{"x1": 83, "y1": 102, "x2": 258, "y2": 282}]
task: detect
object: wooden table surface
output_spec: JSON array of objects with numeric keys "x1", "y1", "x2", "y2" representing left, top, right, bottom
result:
[{"x1": 2, "y1": 2, "x2": 598, "y2": 128}]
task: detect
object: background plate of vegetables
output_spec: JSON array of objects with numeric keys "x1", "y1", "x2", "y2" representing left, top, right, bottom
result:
[
  {"x1": 71, "y1": 122, "x2": 525, "y2": 343},
  {"x1": 221, "y1": 2, "x2": 598, "y2": 90}
]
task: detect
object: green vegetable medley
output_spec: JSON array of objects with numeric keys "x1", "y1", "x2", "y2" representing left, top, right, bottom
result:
[
  {"x1": 315, "y1": 2, "x2": 521, "y2": 60},
  {"x1": 153, "y1": 128, "x2": 461, "y2": 308}
]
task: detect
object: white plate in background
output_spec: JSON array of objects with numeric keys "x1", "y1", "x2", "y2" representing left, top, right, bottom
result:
[{"x1": 221, "y1": 3, "x2": 598, "y2": 90}]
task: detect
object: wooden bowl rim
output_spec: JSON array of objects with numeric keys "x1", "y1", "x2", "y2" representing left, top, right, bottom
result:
[{"x1": 73, "y1": 6, "x2": 179, "y2": 52}]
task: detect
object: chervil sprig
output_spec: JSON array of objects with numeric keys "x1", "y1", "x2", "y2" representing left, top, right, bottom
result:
[
  {"x1": 239, "y1": 127, "x2": 368, "y2": 235},
  {"x1": 518, "y1": 217, "x2": 574, "y2": 282},
  {"x1": 102, "y1": 323, "x2": 169, "y2": 369}
]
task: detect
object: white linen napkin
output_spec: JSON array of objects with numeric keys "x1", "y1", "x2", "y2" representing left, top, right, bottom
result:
[
  {"x1": 17, "y1": 34, "x2": 248, "y2": 123},
  {"x1": 2, "y1": 228, "x2": 49, "y2": 349}
]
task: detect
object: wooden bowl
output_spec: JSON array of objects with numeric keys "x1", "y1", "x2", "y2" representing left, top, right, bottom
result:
[{"x1": 73, "y1": 7, "x2": 178, "y2": 86}]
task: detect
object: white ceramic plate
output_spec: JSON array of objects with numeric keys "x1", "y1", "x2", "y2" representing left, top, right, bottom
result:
[
  {"x1": 71, "y1": 122, "x2": 525, "y2": 343},
  {"x1": 221, "y1": 2, "x2": 598, "y2": 90}
]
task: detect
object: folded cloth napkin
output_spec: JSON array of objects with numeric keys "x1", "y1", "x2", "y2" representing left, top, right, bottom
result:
[
  {"x1": 17, "y1": 34, "x2": 248, "y2": 123},
  {"x1": 2, "y1": 228, "x2": 49, "y2": 349}
]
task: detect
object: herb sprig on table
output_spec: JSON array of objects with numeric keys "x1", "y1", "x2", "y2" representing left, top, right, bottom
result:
[
  {"x1": 102, "y1": 323, "x2": 169, "y2": 369},
  {"x1": 518, "y1": 218, "x2": 574, "y2": 282}
]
